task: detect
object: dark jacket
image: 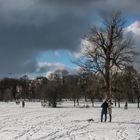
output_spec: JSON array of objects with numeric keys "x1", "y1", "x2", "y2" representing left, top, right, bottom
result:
[{"x1": 101, "y1": 101, "x2": 108, "y2": 114}]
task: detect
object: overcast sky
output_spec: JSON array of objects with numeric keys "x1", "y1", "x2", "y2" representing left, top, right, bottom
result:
[{"x1": 0, "y1": 0, "x2": 140, "y2": 78}]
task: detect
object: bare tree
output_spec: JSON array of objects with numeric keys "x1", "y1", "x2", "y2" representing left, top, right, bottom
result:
[
  {"x1": 77, "y1": 12, "x2": 135, "y2": 98},
  {"x1": 45, "y1": 71, "x2": 64, "y2": 107}
]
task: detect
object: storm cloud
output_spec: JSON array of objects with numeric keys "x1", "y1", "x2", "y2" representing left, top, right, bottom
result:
[{"x1": 0, "y1": 0, "x2": 140, "y2": 77}]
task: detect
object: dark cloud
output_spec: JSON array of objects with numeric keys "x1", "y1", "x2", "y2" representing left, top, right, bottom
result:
[
  {"x1": 0, "y1": 0, "x2": 140, "y2": 77},
  {"x1": 39, "y1": 0, "x2": 100, "y2": 9},
  {"x1": 125, "y1": 21, "x2": 140, "y2": 68}
]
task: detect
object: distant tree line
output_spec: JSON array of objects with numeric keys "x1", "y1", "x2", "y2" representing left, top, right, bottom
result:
[{"x1": 0, "y1": 66, "x2": 140, "y2": 108}]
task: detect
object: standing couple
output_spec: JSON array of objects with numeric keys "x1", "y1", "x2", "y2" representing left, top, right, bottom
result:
[{"x1": 101, "y1": 99, "x2": 113, "y2": 122}]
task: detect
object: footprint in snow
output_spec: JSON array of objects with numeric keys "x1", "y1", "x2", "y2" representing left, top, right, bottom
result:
[
  {"x1": 136, "y1": 127, "x2": 140, "y2": 140},
  {"x1": 116, "y1": 128, "x2": 128, "y2": 140}
]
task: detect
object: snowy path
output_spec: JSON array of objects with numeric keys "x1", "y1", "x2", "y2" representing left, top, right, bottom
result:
[{"x1": 0, "y1": 102, "x2": 140, "y2": 140}]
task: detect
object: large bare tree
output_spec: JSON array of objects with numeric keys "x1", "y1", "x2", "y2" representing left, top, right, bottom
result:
[{"x1": 78, "y1": 12, "x2": 135, "y2": 99}]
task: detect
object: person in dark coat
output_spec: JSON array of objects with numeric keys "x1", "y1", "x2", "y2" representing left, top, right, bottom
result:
[
  {"x1": 101, "y1": 99, "x2": 108, "y2": 122},
  {"x1": 22, "y1": 100, "x2": 25, "y2": 108}
]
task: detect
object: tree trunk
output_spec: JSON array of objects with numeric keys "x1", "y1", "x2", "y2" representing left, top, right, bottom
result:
[
  {"x1": 74, "y1": 99, "x2": 76, "y2": 107},
  {"x1": 91, "y1": 98, "x2": 94, "y2": 107},
  {"x1": 115, "y1": 99, "x2": 117, "y2": 107},
  {"x1": 137, "y1": 97, "x2": 140, "y2": 108},
  {"x1": 124, "y1": 101, "x2": 128, "y2": 109},
  {"x1": 77, "y1": 98, "x2": 79, "y2": 106},
  {"x1": 52, "y1": 101, "x2": 56, "y2": 108},
  {"x1": 85, "y1": 95, "x2": 87, "y2": 102},
  {"x1": 118, "y1": 99, "x2": 120, "y2": 108},
  {"x1": 105, "y1": 56, "x2": 111, "y2": 99}
]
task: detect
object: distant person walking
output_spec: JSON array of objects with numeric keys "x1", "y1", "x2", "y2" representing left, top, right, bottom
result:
[
  {"x1": 101, "y1": 99, "x2": 108, "y2": 122},
  {"x1": 22, "y1": 100, "x2": 25, "y2": 108},
  {"x1": 108, "y1": 99, "x2": 113, "y2": 122}
]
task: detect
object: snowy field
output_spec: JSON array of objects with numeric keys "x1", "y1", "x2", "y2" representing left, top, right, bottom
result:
[{"x1": 0, "y1": 101, "x2": 140, "y2": 140}]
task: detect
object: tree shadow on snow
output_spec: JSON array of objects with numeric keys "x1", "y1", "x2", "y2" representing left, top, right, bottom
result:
[{"x1": 111, "y1": 121, "x2": 140, "y2": 125}]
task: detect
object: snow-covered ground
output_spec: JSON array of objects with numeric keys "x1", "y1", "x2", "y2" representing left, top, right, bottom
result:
[{"x1": 0, "y1": 101, "x2": 140, "y2": 140}]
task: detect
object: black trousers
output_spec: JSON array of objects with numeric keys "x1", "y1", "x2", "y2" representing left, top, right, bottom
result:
[
  {"x1": 109, "y1": 114, "x2": 112, "y2": 122},
  {"x1": 101, "y1": 112, "x2": 107, "y2": 122}
]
